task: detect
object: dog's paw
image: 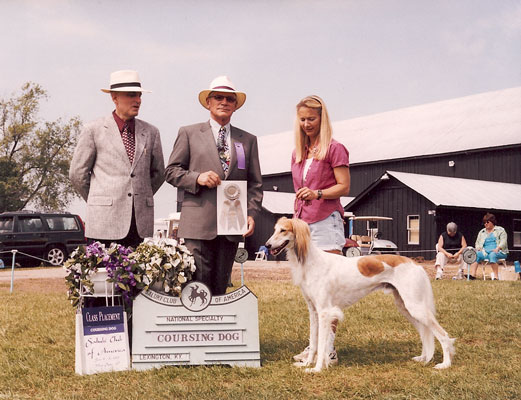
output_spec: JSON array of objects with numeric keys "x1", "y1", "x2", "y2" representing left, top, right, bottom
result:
[
  {"x1": 434, "y1": 361, "x2": 451, "y2": 369},
  {"x1": 304, "y1": 367, "x2": 322, "y2": 373},
  {"x1": 412, "y1": 355, "x2": 428, "y2": 363},
  {"x1": 293, "y1": 361, "x2": 311, "y2": 368}
]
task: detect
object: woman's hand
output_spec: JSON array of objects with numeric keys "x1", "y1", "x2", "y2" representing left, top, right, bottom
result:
[{"x1": 296, "y1": 187, "x2": 318, "y2": 200}]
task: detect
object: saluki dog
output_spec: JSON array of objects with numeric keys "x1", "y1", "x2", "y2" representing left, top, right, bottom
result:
[{"x1": 265, "y1": 217, "x2": 455, "y2": 373}]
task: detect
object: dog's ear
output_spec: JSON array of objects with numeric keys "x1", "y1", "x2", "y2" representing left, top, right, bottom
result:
[
  {"x1": 292, "y1": 218, "x2": 310, "y2": 264},
  {"x1": 277, "y1": 216, "x2": 288, "y2": 227}
]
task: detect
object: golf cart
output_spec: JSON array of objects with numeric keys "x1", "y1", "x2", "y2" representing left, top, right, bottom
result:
[{"x1": 343, "y1": 215, "x2": 399, "y2": 257}]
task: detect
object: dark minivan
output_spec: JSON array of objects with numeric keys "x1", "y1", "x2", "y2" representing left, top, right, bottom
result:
[{"x1": 0, "y1": 211, "x2": 86, "y2": 266}]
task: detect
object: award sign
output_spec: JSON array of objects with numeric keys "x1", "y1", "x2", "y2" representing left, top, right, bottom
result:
[
  {"x1": 132, "y1": 281, "x2": 260, "y2": 370},
  {"x1": 217, "y1": 180, "x2": 247, "y2": 235},
  {"x1": 75, "y1": 306, "x2": 130, "y2": 375},
  {"x1": 462, "y1": 247, "x2": 477, "y2": 264}
]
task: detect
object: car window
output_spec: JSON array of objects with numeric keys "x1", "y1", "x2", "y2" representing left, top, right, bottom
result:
[
  {"x1": 0, "y1": 217, "x2": 14, "y2": 233},
  {"x1": 18, "y1": 217, "x2": 44, "y2": 233},
  {"x1": 45, "y1": 216, "x2": 79, "y2": 231}
]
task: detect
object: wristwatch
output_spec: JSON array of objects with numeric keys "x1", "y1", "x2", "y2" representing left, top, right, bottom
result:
[{"x1": 317, "y1": 189, "x2": 323, "y2": 200}]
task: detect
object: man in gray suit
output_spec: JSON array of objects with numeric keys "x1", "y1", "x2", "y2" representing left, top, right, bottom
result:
[
  {"x1": 70, "y1": 70, "x2": 165, "y2": 248},
  {"x1": 165, "y1": 76, "x2": 263, "y2": 295}
]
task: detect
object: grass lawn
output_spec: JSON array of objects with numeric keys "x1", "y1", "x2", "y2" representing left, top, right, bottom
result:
[{"x1": 1, "y1": 271, "x2": 520, "y2": 399}]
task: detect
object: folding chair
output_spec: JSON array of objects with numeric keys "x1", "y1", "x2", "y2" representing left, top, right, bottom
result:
[{"x1": 481, "y1": 259, "x2": 508, "y2": 280}]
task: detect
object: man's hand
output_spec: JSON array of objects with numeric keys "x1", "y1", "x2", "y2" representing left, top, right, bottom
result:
[
  {"x1": 243, "y1": 216, "x2": 255, "y2": 237},
  {"x1": 197, "y1": 171, "x2": 221, "y2": 188}
]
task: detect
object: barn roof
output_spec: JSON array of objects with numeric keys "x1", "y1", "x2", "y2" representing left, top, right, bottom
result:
[
  {"x1": 386, "y1": 171, "x2": 521, "y2": 212},
  {"x1": 258, "y1": 86, "x2": 521, "y2": 175}
]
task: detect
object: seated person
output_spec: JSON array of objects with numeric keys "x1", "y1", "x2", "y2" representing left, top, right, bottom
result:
[
  {"x1": 434, "y1": 222, "x2": 467, "y2": 280},
  {"x1": 468, "y1": 213, "x2": 508, "y2": 280},
  {"x1": 257, "y1": 245, "x2": 269, "y2": 259}
]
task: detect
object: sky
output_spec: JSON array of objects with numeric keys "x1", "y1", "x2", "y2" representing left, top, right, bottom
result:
[{"x1": 2, "y1": 0, "x2": 521, "y2": 221}]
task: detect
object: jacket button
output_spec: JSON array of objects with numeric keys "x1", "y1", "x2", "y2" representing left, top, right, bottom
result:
[
  {"x1": 131, "y1": 173, "x2": 135, "y2": 178},
  {"x1": 128, "y1": 193, "x2": 132, "y2": 197}
]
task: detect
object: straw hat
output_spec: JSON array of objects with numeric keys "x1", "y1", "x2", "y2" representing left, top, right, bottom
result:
[
  {"x1": 198, "y1": 76, "x2": 246, "y2": 110},
  {"x1": 101, "y1": 70, "x2": 151, "y2": 93}
]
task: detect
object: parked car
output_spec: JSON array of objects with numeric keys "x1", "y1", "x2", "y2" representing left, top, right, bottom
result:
[
  {"x1": 343, "y1": 215, "x2": 399, "y2": 256},
  {"x1": 0, "y1": 211, "x2": 86, "y2": 266}
]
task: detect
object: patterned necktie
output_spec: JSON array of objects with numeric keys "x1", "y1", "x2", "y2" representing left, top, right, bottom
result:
[
  {"x1": 217, "y1": 126, "x2": 230, "y2": 173},
  {"x1": 122, "y1": 123, "x2": 135, "y2": 164}
]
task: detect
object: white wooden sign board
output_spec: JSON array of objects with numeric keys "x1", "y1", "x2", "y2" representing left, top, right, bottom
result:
[
  {"x1": 132, "y1": 281, "x2": 260, "y2": 370},
  {"x1": 75, "y1": 306, "x2": 131, "y2": 375}
]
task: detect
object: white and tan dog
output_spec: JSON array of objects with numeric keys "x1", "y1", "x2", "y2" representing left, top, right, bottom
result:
[{"x1": 265, "y1": 217, "x2": 455, "y2": 373}]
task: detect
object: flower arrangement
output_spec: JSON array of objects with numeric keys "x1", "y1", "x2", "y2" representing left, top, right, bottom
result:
[
  {"x1": 130, "y1": 239, "x2": 197, "y2": 296},
  {"x1": 63, "y1": 239, "x2": 196, "y2": 308},
  {"x1": 63, "y1": 241, "x2": 109, "y2": 307},
  {"x1": 104, "y1": 243, "x2": 148, "y2": 307}
]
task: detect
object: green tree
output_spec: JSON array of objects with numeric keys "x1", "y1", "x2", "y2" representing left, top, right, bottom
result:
[{"x1": 0, "y1": 82, "x2": 81, "y2": 212}]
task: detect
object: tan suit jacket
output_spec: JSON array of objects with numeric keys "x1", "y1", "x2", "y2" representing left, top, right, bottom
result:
[
  {"x1": 69, "y1": 114, "x2": 165, "y2": 240},
  {"x1": 165, "y1": 121, "x2": 262, "y2": 241}
]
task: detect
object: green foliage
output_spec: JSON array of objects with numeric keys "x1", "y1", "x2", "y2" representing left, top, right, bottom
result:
[
  {"x1": 1, "y1": 279, "x2": 520, "y2": 399},
  {"x1": 0, "y1": 82, "x2": 81, "y2": 212}
]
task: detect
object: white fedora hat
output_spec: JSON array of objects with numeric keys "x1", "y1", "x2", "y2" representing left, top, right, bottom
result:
[
  {"x1": 101, "y1": 70, "x2": 151, "y2": 93},
  {"x1": 198, "y1": 76, "x2": 246, "y2": 110}
]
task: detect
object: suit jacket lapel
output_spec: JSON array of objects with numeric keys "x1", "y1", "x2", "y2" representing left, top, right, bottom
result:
[
  {"x1": 229, "y1": 125, "x2": 243, "y2": 175},
  {"x1": 200, "y1": 121, "x2": 225, "y2": 178},
  {"x1": 133, "y1": 119, "x2": 146, "y2": 170},
  {"x1": 104, "y1": 115, "x2": 132, "y2": 168}
]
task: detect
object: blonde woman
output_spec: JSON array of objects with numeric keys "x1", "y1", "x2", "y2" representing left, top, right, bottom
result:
[{"x1": 291, "y1": 95, "x2": 350, "y2": 366}]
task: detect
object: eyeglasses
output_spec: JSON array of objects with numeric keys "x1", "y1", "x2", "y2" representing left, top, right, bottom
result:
[
  {"x1": 122, "y1": 92, "x2": 142, "y2": 98},
  {"x1": 484, "y1": 221, "x2": 490, "y2": 225},
  {"x1": 209, "y1": 95, "x2": 237, "y2": 103}
]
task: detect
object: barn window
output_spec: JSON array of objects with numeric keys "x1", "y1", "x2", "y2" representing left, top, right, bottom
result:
[
  {"x1": 407, "y1": 215, "x2": 420, "y2": 245},
  {"x1": 513, "y1": 219, "x2": 521, "y2": 247}
]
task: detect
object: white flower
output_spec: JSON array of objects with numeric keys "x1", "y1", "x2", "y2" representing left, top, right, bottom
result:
[{"x1": 150, "y1": 255, "x2": 162, "y2": 266}]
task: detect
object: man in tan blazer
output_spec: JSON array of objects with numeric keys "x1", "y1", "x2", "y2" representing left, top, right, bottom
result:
[
  {"x1": 165, "y1": 76, "x2": 262, "y2": 295},
  {"x1": 70, "y1": 70, "x2": 165, "y2": 248}
]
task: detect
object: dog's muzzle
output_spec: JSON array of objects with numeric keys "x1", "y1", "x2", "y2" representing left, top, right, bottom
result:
[{"x1": 265, "y1": 240, "x2": 289, "y2": 256}]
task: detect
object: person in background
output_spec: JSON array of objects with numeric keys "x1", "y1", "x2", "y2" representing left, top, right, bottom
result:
[
  {"x1": 468, "y1": 213, "x2": 508, "y2": 280},
  {"x1": 164, "y1": 76, "x2": 263, "y2": 296},
  {"x1": 434, "y1": 222, "x2": 467, "y2": 280},
  {"x1": 70, "y1": 70, "x2": 165, "y2": 249},
  {"x1": 291, "y1": 95, "x2": 350, "y2": 366}
]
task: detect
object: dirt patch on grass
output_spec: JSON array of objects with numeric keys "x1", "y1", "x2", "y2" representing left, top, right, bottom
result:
[
  {"x1": 0, "y1": 258, "x2": 501, "y2": 295},
  {"x1": 0, "y1": 278, "x2": 68, "y2": 294},
  {"x1": 231, "y1": 259, "x2": 459, "y2": 282}
]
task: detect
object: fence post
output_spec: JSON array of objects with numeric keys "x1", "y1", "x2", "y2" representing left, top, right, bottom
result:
[{"x1": 10, "y1": 250, "x2": 17, "y2": 294}]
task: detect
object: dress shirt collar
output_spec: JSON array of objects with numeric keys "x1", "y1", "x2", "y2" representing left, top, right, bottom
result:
[
  {"x1": 209, "y1": 118, "x2": 231, "y2": 145},
  {"x1": 112, "y1": 110, "x2": 135, "y2": 134}
]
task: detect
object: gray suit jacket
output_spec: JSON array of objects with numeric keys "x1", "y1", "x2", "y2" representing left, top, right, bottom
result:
[
  {"x1": 69, "y1": 114, "x2": 165, "y2": 240},
  {"x1": 165, "y1": 121, "x2": 263, "y2": 241}
]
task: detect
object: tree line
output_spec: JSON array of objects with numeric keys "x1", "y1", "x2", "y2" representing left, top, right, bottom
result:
[{"x1": 0, "y1": 83, "x2": 81, "y2": 213}]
